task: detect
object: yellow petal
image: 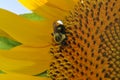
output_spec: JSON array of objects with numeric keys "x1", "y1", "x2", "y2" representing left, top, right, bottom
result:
[
  {"x1": 0, "y1": 8, "x2": 52, "y2": 47},
  {"x1": 19, "y1": 0, "x2": 48, "y2": 10},
  {"x1": 19, "y1": 0, "x2": 74, "y2": 11},
  {"x1": 0, "y1": 72, "x2": 51, "y2": 80},
  {"x1": 73, "y1": 0, "x2": 79, "y2": 3},
  {"x1": 19, "y1": 0, "x2": 75, "y2": 19},
  {"x1": 0, "y1": 45, "x2": 52, "y2": 75}
]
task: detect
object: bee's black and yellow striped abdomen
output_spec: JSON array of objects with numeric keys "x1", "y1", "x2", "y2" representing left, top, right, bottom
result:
[{"x1": 49, "y1": 0, "x2": 120, "y2": 80}]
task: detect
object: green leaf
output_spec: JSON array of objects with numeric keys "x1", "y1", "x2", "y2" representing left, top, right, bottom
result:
[
  {"x1": 34, "y1": 71, "x2": 48, "y2": 77},
  {"x1": 20, "y1": 13, "x2": 45, "y2": 21},
  {"x1": 0, "y1": 37, "x2": 21, "y2": 50},
  {"x1": 0, "y1": 70, "x2": 5, "y2": 74}
]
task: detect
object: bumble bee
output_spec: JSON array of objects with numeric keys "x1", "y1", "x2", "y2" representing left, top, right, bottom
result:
[{"x1": 53, "y1": 20, "x2": 67, "y2": 46}]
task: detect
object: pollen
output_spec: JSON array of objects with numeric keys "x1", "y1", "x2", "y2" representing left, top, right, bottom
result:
[{"x1": 49, "y1": 0, "x2": 120, "y2": 80}]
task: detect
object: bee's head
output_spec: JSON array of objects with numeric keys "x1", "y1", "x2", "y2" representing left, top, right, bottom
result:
[{"x1": 53, "y1": 20, "x2": 66, "y2": 34}]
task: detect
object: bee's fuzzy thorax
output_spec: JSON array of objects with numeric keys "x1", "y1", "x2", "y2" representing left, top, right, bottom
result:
[{"x1": 49, "y1": 0, "x2": 120, "y2": 80}]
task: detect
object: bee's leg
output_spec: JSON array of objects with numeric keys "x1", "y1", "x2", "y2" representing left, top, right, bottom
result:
[{"x1": 61, "y1": 37, "x2": 68, "y2": 46}]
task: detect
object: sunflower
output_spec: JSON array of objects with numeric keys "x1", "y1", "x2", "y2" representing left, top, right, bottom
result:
[{"x1": 0, "y1": 0, "x2": 120, "y2": 80}]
